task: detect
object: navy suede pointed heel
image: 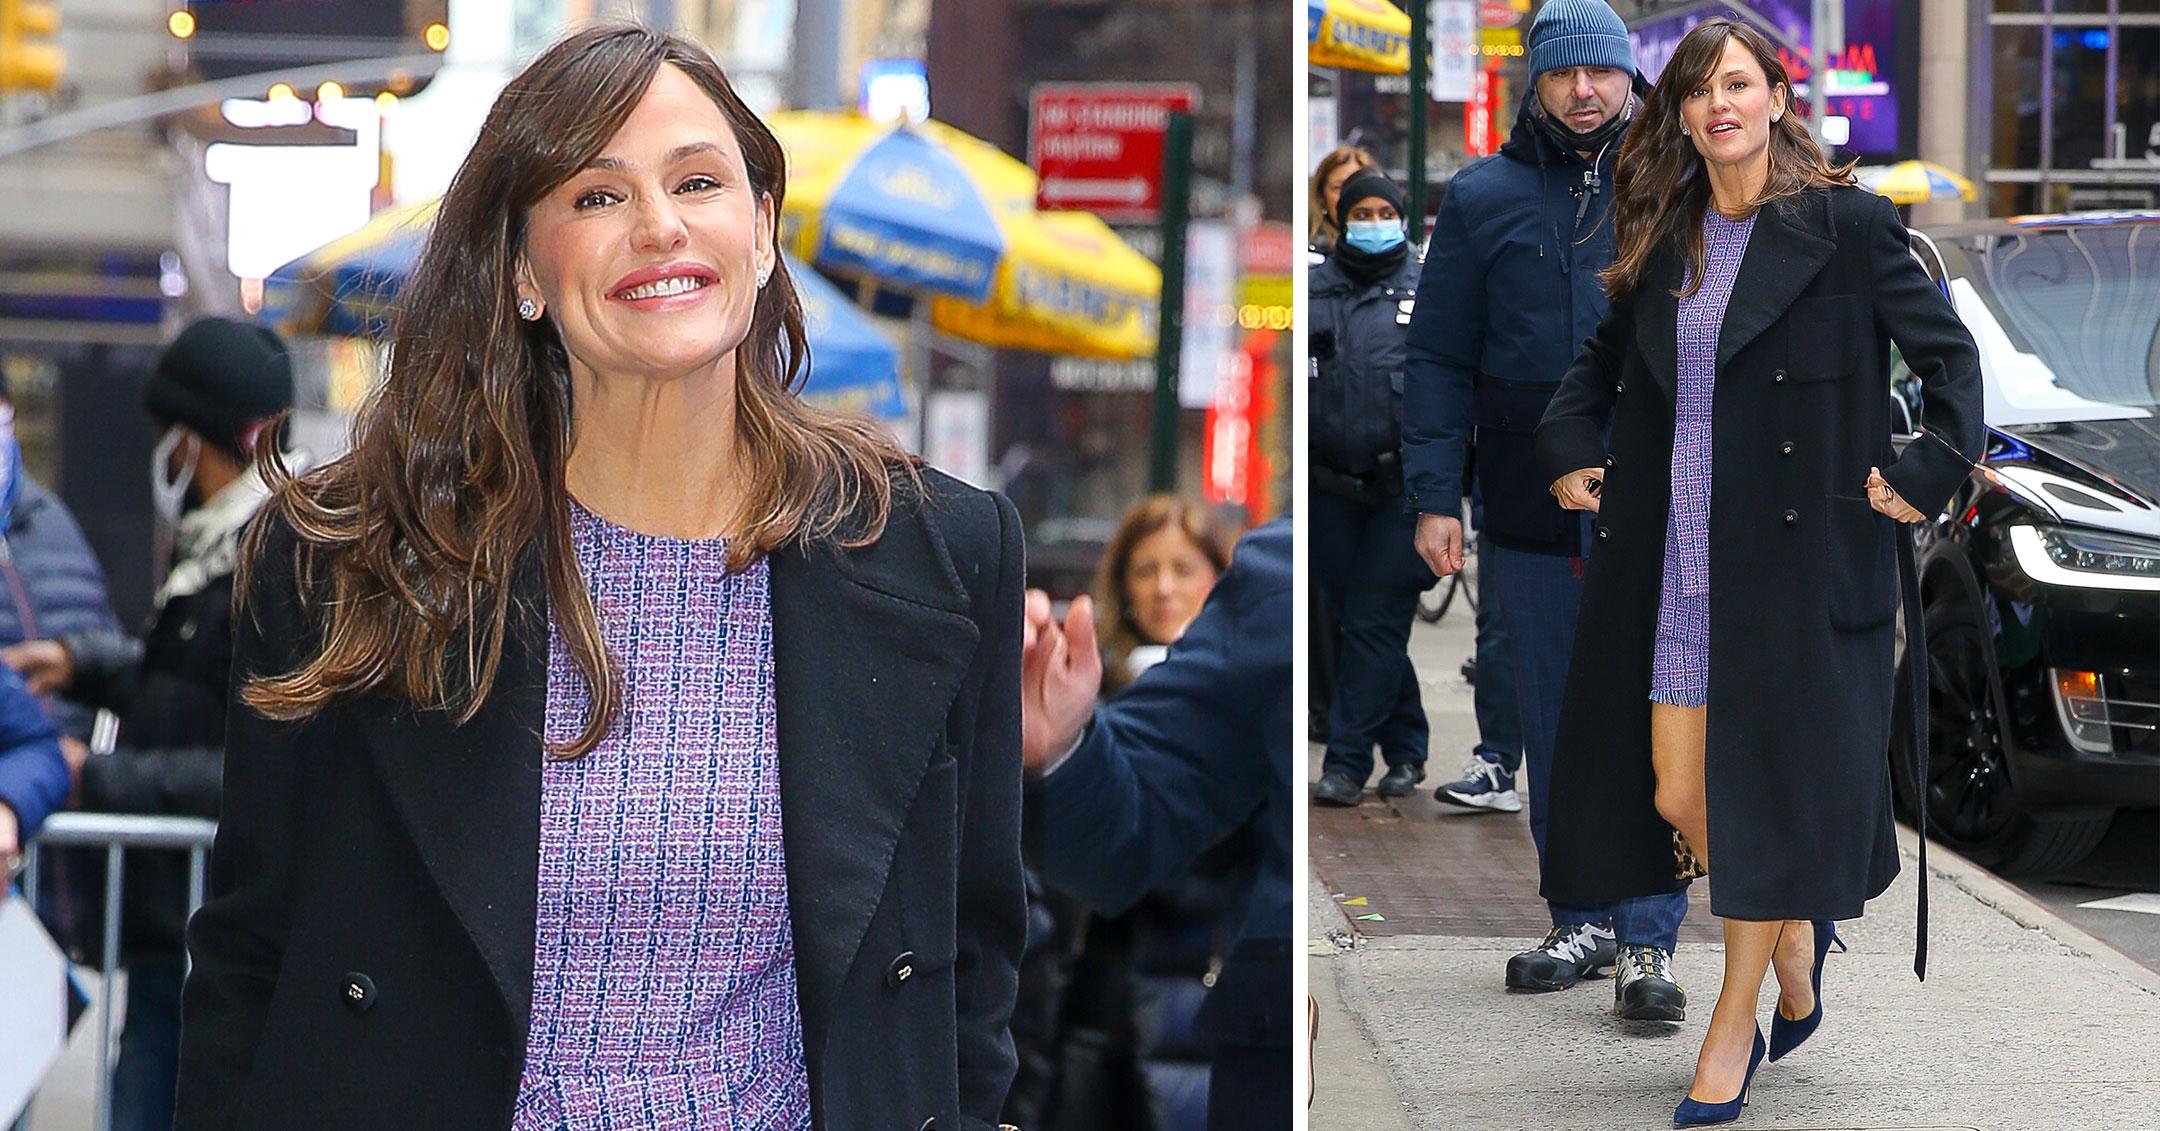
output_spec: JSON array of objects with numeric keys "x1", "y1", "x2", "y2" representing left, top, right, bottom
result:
[
  {"x1": 1673, "y1": 1026, "x2": 1766, "y2": 1127},
  {"x1": 1767, "y1": 919, "x2": 1844, "y2": 1061}
]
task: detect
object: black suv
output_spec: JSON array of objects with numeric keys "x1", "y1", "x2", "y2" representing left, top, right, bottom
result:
[{"x1": 1893, "y1": 212, "x2": 2160, "y2": 876}]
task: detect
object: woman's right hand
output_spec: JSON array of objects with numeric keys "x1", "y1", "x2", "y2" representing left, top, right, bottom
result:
[{"x1": 1551, "y1": 468, "x2": 1604, "y2": 513}]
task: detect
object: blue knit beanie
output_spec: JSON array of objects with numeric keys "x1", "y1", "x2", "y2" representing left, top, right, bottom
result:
[{"x1": 1527, "y1": 0, "x2": 1634, "y2": 79}]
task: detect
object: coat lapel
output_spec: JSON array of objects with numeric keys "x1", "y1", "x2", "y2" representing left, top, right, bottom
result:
[
  {"x1": 359, "y1": 574, "x2": 549, "y2": 1035},
  {"x1": 769, "y1": 501, "x2": 981, "y2": 1080},
  {"x1": 1715, "y1": 191, "x2": 1837, "y2": 373},
  {"x1": 1634, "y1": 253, "x2": 1681, "y2": 402}
]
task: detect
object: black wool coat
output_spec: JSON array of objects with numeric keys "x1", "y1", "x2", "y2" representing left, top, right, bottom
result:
[
  {"x1": 1532, "y1": 186, "x2": 1983, "y2": 922},
  {"x1": 173, "y1": 469, "x2": 1025, "y2": 1131}
]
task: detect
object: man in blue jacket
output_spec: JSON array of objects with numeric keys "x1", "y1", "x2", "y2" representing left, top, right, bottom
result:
[
  {"x1": 0, "y1": 665, "x2": 67, "y2": 879},
  {"x1": 1400, "y1": 0, "x2": 1691, "y2": 1021},
  {"x1": 0, "y1": 378, "x2": 126, "y2": 777},
  {"x1": 1022, "y1": 519, "x2": 1289, "y2": 1131}
]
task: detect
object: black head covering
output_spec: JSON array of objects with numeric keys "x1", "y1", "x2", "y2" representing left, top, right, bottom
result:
[
  {"x1": 143, "y1": 318, "x2": 294, "y2": 459},
  {"x1": 1333, "y1": 168, "x2": 1408, "y2": 231},
  {"x1": 1329, "y1": 169, "x2": 1411, "y2": 285}
]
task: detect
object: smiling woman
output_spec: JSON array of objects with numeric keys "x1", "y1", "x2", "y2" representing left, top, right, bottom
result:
[{"x1": 173, "y1": 22, "x2": 1027, "y2": 1131}]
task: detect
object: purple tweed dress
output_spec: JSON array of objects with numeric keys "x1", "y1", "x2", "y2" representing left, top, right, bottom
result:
[
  {"x1": 511, "y1": 500, "x2": 812, "y2": 1130},
  {"x1": 1650, "y1": 208, "x2": 1757, "y2": 708}
]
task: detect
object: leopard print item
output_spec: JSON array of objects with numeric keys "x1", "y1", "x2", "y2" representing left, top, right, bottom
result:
[{"x1": 1674, "y1": 829, "x2": 1707, "y2": 881}]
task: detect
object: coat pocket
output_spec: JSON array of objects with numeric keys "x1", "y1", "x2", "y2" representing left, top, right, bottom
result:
[{"x1": 1822, "y1": 494, "x2": 1896, "y2": 631}]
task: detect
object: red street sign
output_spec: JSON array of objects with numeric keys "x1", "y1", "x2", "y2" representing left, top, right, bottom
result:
[
  {"x1": 1029, "y1": 82, "x2": 1200, "y2": 222},
  {"x1": 1465, "y1": 70, "x2": 1496, "y2": 158},
  {"x1": 1239, "y1": 223, "x2": 1297, "y2": 276},
  {"x1": 1478, "y1": 1, "x2": 1521, "y2": 28}
]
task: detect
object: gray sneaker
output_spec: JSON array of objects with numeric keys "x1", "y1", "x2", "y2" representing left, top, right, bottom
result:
[{"x1": 1614, "y1": 943, "x2": 1687, "y2": 1021}]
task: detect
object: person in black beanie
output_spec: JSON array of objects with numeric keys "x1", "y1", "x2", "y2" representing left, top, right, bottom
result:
[
  {"x1": 1307, "y1": 169, "x2": 1438, "y2": 807},
  {"x1": 2, "y1": 316, "x2": 294, "y2": 1131}
]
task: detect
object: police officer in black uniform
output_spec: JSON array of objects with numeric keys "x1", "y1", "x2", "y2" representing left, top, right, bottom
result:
[{"x1": 1309, "y1": 170, "x2": 1436, "y2": 807}]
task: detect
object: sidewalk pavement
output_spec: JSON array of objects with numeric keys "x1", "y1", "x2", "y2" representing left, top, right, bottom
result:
[{"x1": 1308, "y1": 612, "x2": 2160, "y2": 1130}]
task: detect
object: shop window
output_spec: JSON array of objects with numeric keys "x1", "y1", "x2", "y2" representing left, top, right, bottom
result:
[{"x1": 1992, "y1": 27, "x2": 2045, "y2": 172}]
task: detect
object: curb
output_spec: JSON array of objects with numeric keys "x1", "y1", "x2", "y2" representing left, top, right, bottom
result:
[{"x1": 1898, "y1": 822, "x2": 2160, "y2": 995}]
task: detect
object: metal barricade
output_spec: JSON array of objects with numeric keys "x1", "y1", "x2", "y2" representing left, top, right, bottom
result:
[{"x1": 14, "y1": 812, "x2": 218, "y2": 1131}]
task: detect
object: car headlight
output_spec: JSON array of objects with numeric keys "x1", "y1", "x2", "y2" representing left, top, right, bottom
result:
[{"x1": 2008, "y1": 524, "x2": 2160, "y2": 591}]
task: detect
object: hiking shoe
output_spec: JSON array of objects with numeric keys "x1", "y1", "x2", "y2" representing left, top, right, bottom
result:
[
  {"x1": 1614, "y1": 943, "x2": 1687, "y2": 1022},
  {"x1": 1505, "y1": 923, "x2": 1616, "y2": 992},
  {"x1": 1434, "y1": 755, "x2": 1523, "y2": 813},
  {"x1": 1375, "y1": 763, "x2": 1426, "y2": 798},
  {"x1": 1312, "y1": 771, "x2": 1363, "y2": 807}
]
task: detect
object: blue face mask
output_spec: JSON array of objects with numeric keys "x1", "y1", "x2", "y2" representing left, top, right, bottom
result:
[{"x1": 1342, "y1": 218, "x2": 1407, "y2": 254}]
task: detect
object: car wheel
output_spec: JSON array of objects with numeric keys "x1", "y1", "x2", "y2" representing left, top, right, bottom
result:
[{"x1": 1892, "y1": 590, "x2": 2114, "y2": 877}]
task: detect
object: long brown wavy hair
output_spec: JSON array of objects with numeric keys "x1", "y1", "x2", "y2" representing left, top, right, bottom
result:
[
  {"x1": 239, "y1": 23, "x2": 917, "y2": 757},
  {"x1": 1309, "y1": 145, "x2": 1377, "y2": 247},
  {"x1": 1601, "y1": 18, "x2": 1857, "y2": 301},
  {"x1": 1093, "y1": 496, "x2": 1235, "y2": 695}
]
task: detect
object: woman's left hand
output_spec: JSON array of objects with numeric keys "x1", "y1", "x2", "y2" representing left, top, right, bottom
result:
[{"x1": 1866, "y1": 466, "x2": 1925, "y2": 523}]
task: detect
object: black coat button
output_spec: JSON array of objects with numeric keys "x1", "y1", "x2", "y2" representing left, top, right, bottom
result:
[
  {"x1": 1783, "y1": 510, "x2": 1798, "y2": 525},
  {"x1": 1614, "y1": 381, "x2": 1625, "y2": 395},
  {"x1": 1772, "y1": 369, "x2": 1787, "y2": 383},
  {"x1": 1603, "y1": 455, "x2": 1615, "y2": 468},
  {"x1": 887, "y1": 951, "x2": 917, "y2": 988},
  {"x1": 1596, "y1": 527, "x2": 1609, "y2": 541},
  {"x1": 342, "y1": 972, "x2": 376, "y2": 1013},
  {"x1": 918, "y1": 1119, "x2": 937, "y2": 1131},
  {"x1": 1779, "y1": 442, "x2": 1795, "y2": 456}
]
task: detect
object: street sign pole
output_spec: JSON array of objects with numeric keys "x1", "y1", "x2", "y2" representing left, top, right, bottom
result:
[
  {"x1": 1409, "y1": 0, "x2": 1430, "y2": 244},
  {"x1": 1150, "y1": 111, "x2": 1193, "y2": 493}
]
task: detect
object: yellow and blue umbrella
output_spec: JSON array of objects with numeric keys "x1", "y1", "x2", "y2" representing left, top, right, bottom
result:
[
  {"x1": 1857, "y1": 161, "x2": 1979, "y2": 206},
  {"x1": 261, "y1": 199, "x2": 438, "y2": 337},
  {"x1": 774, "y1": 110, "x2": 1161, "y2": 360},
  {"x1": 772, "y1": 111, "x2": 1038, "y2": 303},
  {"x1": 929, "y1": 207, "x2": 1159, "y2": 360},
  {"x1": 1309, "y1": 0, "x2": 1412, "y2": 75},
  {"x1": 262, "y1": 203, "x2": 904, "y2": 418}
]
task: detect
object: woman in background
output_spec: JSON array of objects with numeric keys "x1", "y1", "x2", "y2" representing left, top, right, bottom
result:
[
  {"x1": 1096, "y1": 497, "x2": 1235, "y2": 694},
  {"x1": 1308, "y1": 145, "x2": 1378, "y2": 254}
]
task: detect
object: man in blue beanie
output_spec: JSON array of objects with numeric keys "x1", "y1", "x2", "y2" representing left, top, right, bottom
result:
[{"x1": 1400, "y1": 0, "x2": 1693, "y2": 1022}]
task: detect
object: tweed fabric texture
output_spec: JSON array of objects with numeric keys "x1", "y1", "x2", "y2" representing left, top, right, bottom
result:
[
  {"x1": 512, "y1": 500, "x2": 811, "y2": 1130},
  {"x1": 1650, "y1": 208, "x2": 1756, "y2": 708}
]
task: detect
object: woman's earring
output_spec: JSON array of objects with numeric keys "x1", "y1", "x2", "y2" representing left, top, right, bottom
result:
[
  {"x1": 517, "y1": 297, "x2": 539, "y2": 321},
  {"x1": 756, "y1": 266, "x2": 771, "y2": 289},
  {"x1": 1679, "y1": 127, "x2": 1689, "y2": 136}
]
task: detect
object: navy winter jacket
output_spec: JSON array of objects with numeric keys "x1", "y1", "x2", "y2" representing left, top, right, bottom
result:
[
  {"x1": 0, "y1": 664, "x2": 65, "y2": 838},
  {"x1": 1310, "y1": 252, "x2": 1420, "y2": 479},
  {"x1": 1401, "y1": 92, "x2": 1634, "y2": 555},
  {"x1": 0, "y1": 475, "x2": 124, "y2": 741}
]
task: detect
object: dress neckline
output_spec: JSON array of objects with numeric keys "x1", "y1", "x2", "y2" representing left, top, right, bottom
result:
[{"x1": 566, "y1": 495, "x2": 730, "y2": 551}]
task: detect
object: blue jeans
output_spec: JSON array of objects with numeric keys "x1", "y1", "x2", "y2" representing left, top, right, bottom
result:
[
  {"x1": 1311, "y1": 489, "x2": 1432, "y2": 782},
  {"x1": 1470, "y1": 493, "x2": 1522, "y2": 771},
  {"x1": 1488, "y1": 531, "x2": 1688, "y2": 951}
]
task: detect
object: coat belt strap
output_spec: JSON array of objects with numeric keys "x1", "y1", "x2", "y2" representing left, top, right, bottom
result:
[{"x1": 1897, "y1": 525, "x2": 1929, "y2": 980}]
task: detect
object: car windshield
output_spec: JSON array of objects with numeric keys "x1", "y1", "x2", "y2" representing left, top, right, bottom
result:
[{"x1": 1935, "y1": 222, "x2": 2159, "y2": 424}]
